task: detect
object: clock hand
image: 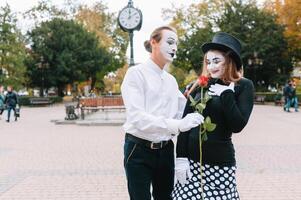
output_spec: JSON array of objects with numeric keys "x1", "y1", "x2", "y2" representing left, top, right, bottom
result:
[{"x1": 128, "y1": 8, "x2": 131, "y2": 19}]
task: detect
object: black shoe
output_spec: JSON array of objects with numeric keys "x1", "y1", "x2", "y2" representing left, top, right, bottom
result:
[{"x1": 6, "y1": 120, "x2": 9, "y2": 122}]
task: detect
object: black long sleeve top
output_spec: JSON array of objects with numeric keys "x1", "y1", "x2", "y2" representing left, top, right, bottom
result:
[
  {"x1": 4, "y1": 91, "x2": 18, "y2": 107},
  {"x1": 176, "y1": 77, "x2": 254, "y2": 166}
]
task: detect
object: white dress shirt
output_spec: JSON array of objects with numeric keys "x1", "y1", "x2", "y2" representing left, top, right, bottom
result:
[{"x1": 121, "y1": 58, "x2": 187, "y2": 142}]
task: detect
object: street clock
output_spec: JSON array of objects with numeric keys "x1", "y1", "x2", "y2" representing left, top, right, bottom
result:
[
  {"x1": 118, "y1": 0, "x2": 142, "y2": 66},
  {"x1": 118, "y1": 2, "x2": 142, "y2": 32}
]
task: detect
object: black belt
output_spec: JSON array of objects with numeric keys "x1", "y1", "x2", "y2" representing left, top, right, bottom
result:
[{"x1": 125, "y1": 133, "x2": 171, "y2": 150}]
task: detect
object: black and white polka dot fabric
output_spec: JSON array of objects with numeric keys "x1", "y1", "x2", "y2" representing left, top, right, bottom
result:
[{"x1": 172, "y1": 160, "x2": 239, "y2": 200}]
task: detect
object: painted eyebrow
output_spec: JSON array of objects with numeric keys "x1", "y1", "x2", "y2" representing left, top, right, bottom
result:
[
  {"x1": 167, "y1": 37, "x2": 176, "y2": 41},
  {"x1": 207, "y1": 57, "x2": 223, "y2": 61}
]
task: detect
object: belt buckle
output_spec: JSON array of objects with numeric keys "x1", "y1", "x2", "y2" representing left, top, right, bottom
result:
[{"x1": 150, "y1": 142, "x2": 162, "y2": 149}]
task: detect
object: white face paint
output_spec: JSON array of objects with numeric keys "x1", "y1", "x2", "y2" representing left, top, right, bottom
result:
[
  {"x1": 159, "y1": 30, "x2": 178, "y2": 62},
  {"x1": 206, "y1": 50, "x2": 226, "y2": 78}
]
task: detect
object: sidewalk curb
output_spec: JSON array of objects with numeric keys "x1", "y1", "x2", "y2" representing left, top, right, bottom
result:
[{"x1": 51, "y1": 119, "x2": 124, "y2": 126}]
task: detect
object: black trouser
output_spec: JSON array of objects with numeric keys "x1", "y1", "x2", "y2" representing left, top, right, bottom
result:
[
  {"x1": 124, "y1": 135, "x2": 174, "y2": 200},
  {"x1": 7, "y1": 106, "x2": 16, "y2": 121}
]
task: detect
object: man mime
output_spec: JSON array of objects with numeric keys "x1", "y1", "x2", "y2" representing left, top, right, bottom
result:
[{"x1": 121, "y1": 26, "x2": 204, "y2": 200}]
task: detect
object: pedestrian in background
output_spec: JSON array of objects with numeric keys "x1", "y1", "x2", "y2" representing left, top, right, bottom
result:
[
  {"x1": 4, "y1": 85, "x2": 19, "y2": 122},
  {"x1": 283, "y1": 80, "x2": 294, "y2": 112},
  {"x1": 291, "y1": 82, "x2": 299, "y2": 112},
  {"x1": 0, "y1": 85, "x2": 5, "y2": 119}
]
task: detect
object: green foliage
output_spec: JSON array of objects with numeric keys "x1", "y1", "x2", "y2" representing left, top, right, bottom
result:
[
  {"x1": 17, "y1": 96, "x2": 31, "y2": 106},
  {"x1": 26, "y1": 18, "x2": 112, "y2": 95},
  {"x1": 216, "y1": 0, "x2": 293, "y2": 88},
  {"x1": 255, "y1": 92, "x2": 301, "y2": 102},
  {"x1": 173, "y1": 26, "x2": 214, "y2": 74},
  {"x1": 18, "y1": 96, "x2": 63, "y2": 106},
  {"x1": 0, "y1": 4, "x2": 27, "y2": 89},
  {"x1": 296, "y1": 85, "x2": 301, "y2": 94},
  {"x1": 265, "y1": 0, "x2": 301, "y2": 61},
  {"x1": 75, "y1": 2, "x2": 129, "y2": 64},
  {"x1": 167, "y1": 0, "x2": 294, "y2": 90},
  {"x1": 23, "y1": 1, "x2": 128, "y2": 93}
]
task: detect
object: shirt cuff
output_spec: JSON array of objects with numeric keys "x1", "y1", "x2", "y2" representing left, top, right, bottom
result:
[{"x1": 165, "y1": 118, "x2": 180, "y2": 136}]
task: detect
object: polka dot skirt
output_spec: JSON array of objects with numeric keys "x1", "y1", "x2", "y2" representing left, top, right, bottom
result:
[{"x1": 172, "y1": 160, "x2": 240, "y2": 200}]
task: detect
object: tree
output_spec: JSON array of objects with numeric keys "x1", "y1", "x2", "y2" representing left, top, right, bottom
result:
[
  {"x1": 23, "y1": 0, "x2": 78, "y2": 26},
  {"x1": 0, "y1": 4, "x2": 27, "y2": 89},
  {"x1": 27, "y1": 18, "x2": 111, "y2": 96},
  {"x1": 217, "y1": 0, "x2": 293, "y2": 87},
  {"x1": 24, "y1": 1, "x2": 129, "y2": 92},
  {"x1": 264, "y1": 0, "x2": 301, "y2": 61},
  {"x1": 165, "y1": 0, "x2": 293, "y2": 89},
  {"x1": 162, "y1": 1, "x2": 225, "y2": 38},
  {"x1": 173, "y1": 27, "x2": 214, "y2": 74},
  {"x1": 161, "y1": 1, "x2": 226, "y2": 88},
  {"x1": 103, "y1": 64, "x2": 129, "y2": 94},
  {"x1": 75, "y1": 2, "x2": 129, "y2": 90}
]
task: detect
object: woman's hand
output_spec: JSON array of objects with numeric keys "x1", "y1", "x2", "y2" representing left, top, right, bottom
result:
[{"x1": 208, "y1": 82, "x2": 234, "y2": 96}]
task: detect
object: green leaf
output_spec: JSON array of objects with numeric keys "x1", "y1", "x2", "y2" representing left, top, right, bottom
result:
[
  {"x1": 189, "y1": 95, "x2": 197, "y2": 107},
  {"x1": 195, "y1": 103, "x2": 206, "y2": 113},
  {"x1": 205, "y1": 116, "x2": 211, "y2": 124},
  {"x1": 206, "y1": 123, "x2": 216, "y2": 132}
]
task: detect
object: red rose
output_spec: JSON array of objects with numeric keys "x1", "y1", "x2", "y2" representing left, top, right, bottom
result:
[{"x1": 198, "y1": 75, "x2": 209, "y2": 87}]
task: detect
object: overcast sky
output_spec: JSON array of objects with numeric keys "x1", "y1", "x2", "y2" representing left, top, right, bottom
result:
[{"x1": 1, "y1": 0, "x2": 264, "y2": 64}]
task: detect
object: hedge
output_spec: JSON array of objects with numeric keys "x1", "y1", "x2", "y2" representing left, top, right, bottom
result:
[
  {"x1": 255, "y1": 92, "x2": 301, "y2": 102},
  {"x1": 18, "y1": 96, "x2": 63, "y2": 106}
]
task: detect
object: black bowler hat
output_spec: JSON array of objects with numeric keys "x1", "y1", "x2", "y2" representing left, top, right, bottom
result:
[{"x1": 202, "y1": 32, "x2": 242, "y2": 70}]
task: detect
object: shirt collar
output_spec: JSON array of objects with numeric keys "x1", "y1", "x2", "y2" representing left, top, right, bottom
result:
[{"x1": 146, "y1": 58, "x2": 165, "y2": 76}]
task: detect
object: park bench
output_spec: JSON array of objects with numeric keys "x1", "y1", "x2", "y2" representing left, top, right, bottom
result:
[
  {"x1": 29, "y1": 97, "x2": 53, "y2": 106},
  {"x1": 274, "y1": 97, "x2": 301, "y2": 107},
  {"x1": 254, "y1": 95, "x2": 266, "y2": 104},
  {"x1": 79, "y1": 96, "x2": 125, "y2": 120},
  {"x1": 274, "y1": 97, "x2": 284, "y2": 106}
]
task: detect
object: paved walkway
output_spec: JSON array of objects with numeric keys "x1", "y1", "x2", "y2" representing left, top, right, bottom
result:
[{"x1": 0, "y1": 104, "x2": 300, "y2": 199}]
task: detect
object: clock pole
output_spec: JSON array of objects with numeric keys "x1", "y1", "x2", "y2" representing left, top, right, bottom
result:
[
  {"x1": 128, "y1": 0, "x2": 135, "y2": 66},
  {"x1": 129, "y1": 31, "x2": 134, "y2": 66}
]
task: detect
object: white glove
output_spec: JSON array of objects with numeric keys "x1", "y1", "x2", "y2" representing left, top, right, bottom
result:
[
  {"x1": 175, "y1": 158, "x2": 192, "y2": 186},
  {"x1": 208, "y1": 82, "x2": 235, "y2": 96},
  {"x1": 179, "y1": 113, "x2": 204, "y2": 132}
]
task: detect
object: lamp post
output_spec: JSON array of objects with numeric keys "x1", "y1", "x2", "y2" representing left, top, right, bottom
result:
[
  {"x1": 0, "y1": 68, "x2": 3, "y2": 83},
  {"x1": 248, "y1": 51, "x2": 263, "y2": 86},
  {"x1": 38, "y1": 56, "x2": 48, "y2": 97}
]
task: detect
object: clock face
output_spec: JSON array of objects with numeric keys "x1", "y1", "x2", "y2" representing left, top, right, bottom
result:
[{"x1": 118, "y1": 7, "x2": 142, "y2": 30}]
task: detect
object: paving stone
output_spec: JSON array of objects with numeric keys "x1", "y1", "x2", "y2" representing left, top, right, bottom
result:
[{"x1": 0, "y1": 104, "x2": 300, "y2": 199}]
